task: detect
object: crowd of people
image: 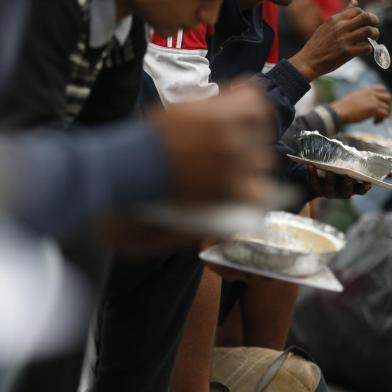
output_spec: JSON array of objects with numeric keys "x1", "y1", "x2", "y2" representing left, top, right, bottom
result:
[{"x1": 0, "y1": 0, "x2": 391, "y2": 391}]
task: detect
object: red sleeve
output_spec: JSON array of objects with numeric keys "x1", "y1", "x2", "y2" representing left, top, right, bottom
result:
[
  {"x1": 263, "y1": 1, "x2": 279, "y2": 65},
  {"x1": 151, "y1": 25, "x2": 209, "y2": 50},
  {"x1": 312, "y1": 0, "x2": 343, "y2": 20}
]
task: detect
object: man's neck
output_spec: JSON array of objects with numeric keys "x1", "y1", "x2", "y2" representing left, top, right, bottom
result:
[{"x1": 115, "y1": 0, "x2": 134, "y2": 19}]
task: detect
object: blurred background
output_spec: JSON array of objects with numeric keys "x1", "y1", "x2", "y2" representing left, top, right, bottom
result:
[{"x1": 280, "y1": 1, "x2": 392, "y2": 391}]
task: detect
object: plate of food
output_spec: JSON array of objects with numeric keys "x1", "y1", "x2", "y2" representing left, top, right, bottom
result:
[
  {"x1": 288, "y1": 131, "x2": 392, "y2": 190},
  {"x1": 200, "y1": 211, "x2": 345, "y2": 292},
  {"x1": 339, "y1": 132, "x2": 392, "y2": 157}
]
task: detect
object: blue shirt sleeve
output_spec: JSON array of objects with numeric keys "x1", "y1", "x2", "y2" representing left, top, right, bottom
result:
[
  {"x1": 0, "y1": 119, "x2": 170, "y2": 237},
  {"x1": 276, "y1": 140, "x2": 316, "y2": 206},
  {"x1": 254, "y1": 60, "x2": 314, "y2": 204},
  {"x1": 255, "y1": 59, "x2": 311, "y2": 138}
]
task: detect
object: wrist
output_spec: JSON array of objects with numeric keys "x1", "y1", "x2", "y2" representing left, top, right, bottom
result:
[
  {"x1": 330, "y1": 101, "x2": 349, "y2": 124},
  {"x1": 288, "y1": 53, "x2": 318, "y2": 83}
]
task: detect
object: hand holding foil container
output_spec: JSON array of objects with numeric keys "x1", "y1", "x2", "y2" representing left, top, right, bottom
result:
[
  {"x1": 288, "y1": 131, "x2": 392, "y2": 188},
  {"x1": 200, "y1": 212, "x2": 345, "y2": 292}
]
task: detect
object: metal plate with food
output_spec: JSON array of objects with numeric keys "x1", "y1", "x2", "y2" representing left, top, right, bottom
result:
[
  {"x1": 200, "y1": 212, "x2": 345, "y2": 292},
  {"x1": 339, "y1": 132, "x2": 392, "y2": 157},
  {"x1": 200, "y1": 246, "x2": 343, "y2": 292},
  {"x1": 199, "y1": 245, "x2": 344, "y2": 292},
  {"x1": 288, "y1": 131, "x2": 392, "y2": 189},
  {"x1": 288, "y1": 155, "x2": 392, "y2": 190}
]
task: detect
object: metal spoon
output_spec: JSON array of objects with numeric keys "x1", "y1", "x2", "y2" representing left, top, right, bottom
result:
[{"x1": 368, "y1": 38, "x2": 391, "y2": 69}]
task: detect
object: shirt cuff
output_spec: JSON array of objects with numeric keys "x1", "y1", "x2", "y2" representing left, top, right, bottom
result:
[
  {"x1": 313, "y1": 105, "x2": 343, "y2": 137},
  {"x1": 266, "y1": 59, "x2": 311, "y2": 106}
]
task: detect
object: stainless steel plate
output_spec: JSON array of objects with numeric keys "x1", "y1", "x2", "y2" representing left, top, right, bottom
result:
[
  {"x1": 339, "y1": 133, "x2": 392, "y2": 157},
  {"x1": 288, "y1": 155, "x2": 392, "y2": 190},
  {"x1": 293, "y1": 131, "x2": 392, "y2": 184},
  {"x1": 296, "y1": 131, "x2": 392, "y2": 179}
]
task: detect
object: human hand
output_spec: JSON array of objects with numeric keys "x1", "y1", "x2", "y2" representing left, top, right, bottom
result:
[
  {"x1": 151, "y1": 82, "x2": 275, "y2": 204},
  {"x1": 289, "y1": 0, "x2": 379, "y2": 81},
  {"x1": 307, "y1": 165, "x2": 372, "y2": 199},
  {"x1": 331, "y1": 85, "x2": 391, "y2": 124}
]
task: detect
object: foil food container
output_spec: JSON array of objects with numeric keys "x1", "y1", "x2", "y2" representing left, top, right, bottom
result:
[
  {"x1": 338, "y1": 133, "x2": 392, "y2": 157},
  {"x1": 200, "y1": 246, "x2": 343, "y2": 292},
  {"x1": 209, "y1": 211, "x2": 345, "y2": 278},
  {"x1": 296, "y1": 131, "x2": 392, "y2": 180}
]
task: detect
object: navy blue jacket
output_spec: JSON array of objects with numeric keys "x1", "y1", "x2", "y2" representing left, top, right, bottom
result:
[{"x1": 209, "y1": 0, "x2": 313, "y2": 200}]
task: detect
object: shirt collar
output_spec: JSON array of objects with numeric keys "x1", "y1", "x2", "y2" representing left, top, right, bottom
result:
[{"x1": 90, "y1": 0, "x2": 133, "y2": 48}]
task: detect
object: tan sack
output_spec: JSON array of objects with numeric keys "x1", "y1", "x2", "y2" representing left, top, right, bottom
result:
[{"x1": 211, "y1": 346, "x2": 322, "y2": 392}]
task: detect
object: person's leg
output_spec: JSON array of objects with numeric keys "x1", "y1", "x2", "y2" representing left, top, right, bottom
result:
[
  {"x1": 170, "y1": 267, "x2": 222, "y2": 392},
  {"x1": 215, "y1": 279, "x2": 246, "y2": 347},
  {"x1": 217, "y1": 279, "x2": 299, "y2": 350},
  {"x1": 239, "y1": 205, "x2": 311, "y2": 349},
  {"x1": 93, "y1": 248, "x2": 203, "y2": 392},
  {"x1": 216, "y1": 301, "x2": 243, "y2": 347},
  {"x1": 240, "y1": 277, "x2": 299, "y2": 349},
  {"x1": 217, "y1": 205, "x2": 309, "y2": 350}
]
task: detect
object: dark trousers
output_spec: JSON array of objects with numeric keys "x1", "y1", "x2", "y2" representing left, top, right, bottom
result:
[
  {"x1": 10, "y1": 348, "x2": 88, "y2": 392},
  {"x1": 92, "y1": 249, "x2": 203, "y2": 392}
]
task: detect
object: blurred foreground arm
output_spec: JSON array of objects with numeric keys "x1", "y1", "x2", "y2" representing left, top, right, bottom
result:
[
  {"x1": 99, "y1": 83, "x2": 277, "y2": 257},
  {"x1": 0, "y1": 121, "x2": 169, "y2": 237},
  {"x1": 0, "y1": 83, "x2": 274, "y2": 239}
]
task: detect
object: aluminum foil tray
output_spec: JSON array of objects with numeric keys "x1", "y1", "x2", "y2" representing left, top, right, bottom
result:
[
  {"x1": 200, "y1": 247, "x2": 343, "y2": 292},
  {"x1": 295, "y1": 131, "x2": 392, "y2": 180},
  {"x1": 338, "y1": 132, "x2": 392, "y2": 157},
  {"x1": 201, "y1": 211, "x2": 345, "y2": 281}
]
